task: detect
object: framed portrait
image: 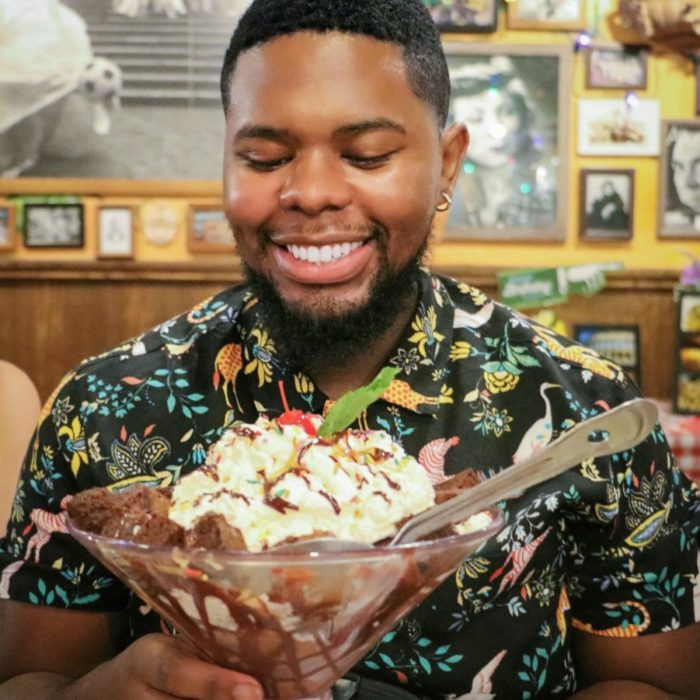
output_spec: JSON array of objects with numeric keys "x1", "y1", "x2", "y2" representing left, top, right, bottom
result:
[
  {"x1": 585, "y1": 46, "x2": 648, "y2": 90},
  {"x1": 577, "y1": 98, "x2": 660, "y2": 156},
  {"x1": 423, "y1": 0, "x2": 498, "y2": 33},
  {"x1": 579, "y1": 169, "x2": 634, "y2": 241},
  {"x1": 507, "y1": 0, "x2": 586, "y2": 31},
  {"x1": 97, "y1": 206, "x2": 134, "y2": 259},
  {"x1": 23, "y1": 203, "x2": 84, "y2": 248},
  {"x1": 673, "y1": 291, "x2": 700, "y2": 413},
  {"x1": 442, "y1": 42, "x2": 571, "y2": 241},
  {"x1": 0, "y1": 200, "x2": 16, "y2": 251},
  {"x1": 187, "y1": 204, "x2": 235, "y2": 254},
  {"x1": 658, "y1": 120, "x2": 700, "y2": 239},
  {"x1": 574, "y1": 324, "x2": 641, "y2": 387}
]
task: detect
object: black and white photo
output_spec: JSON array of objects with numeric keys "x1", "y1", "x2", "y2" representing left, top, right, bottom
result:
[
  {"x1": 24, "y1": 203, "x2": 84, "y2": 248},
  {"x1": 579, "y1": 169, "x2": 634, "y2": 241},
  {"x1": 658, "y1": 120, "x2": 700, "y2": 238},
  {"x1": 443, "y1": 43, "x2": 570, "y2": 241},
  {"x1": 422, "y1": 0, "x2": 498, "y2": 33},
  {"x1": 97, "y1": 206, "x2": 134, "y2": 258}
]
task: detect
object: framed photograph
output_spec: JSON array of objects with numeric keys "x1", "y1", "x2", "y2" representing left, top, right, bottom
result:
[
  {"x1": 97, "y1": 206, "x2": 134, "y2": 259},
  {"x1": 579, "y1": 169, "x2": 634, "y2": 241},
  {"x1": 0, "y1": 200, "x2": 16, "y2": 251},
  {"x1": 697, "y1": 62, "x2": 700, "y2": 115},
  {"x1": 423, "y1": 0, "x2": 498, "y2": 33},
  {"x1": 574, "y1": 324, "x2": 641, "y2": 387},
  {"x1": 577, "y1": 98, "x2": 660, "y2": 156},
  {"x1": 658, "y1": 120, "x2": 700, "y2": 239},
  {"x1": 442, "y1": 42, "x2": 571, "y2": 241},
  {"x1": 585, "y1": 46, "x2": 648, "y2": 90},
  {"x1": 187, "y1": 204, "x2": 235, "y2": 254},
  {"x1": 23, "y1": 203, "x2": 84, "y2": 248},
  {"x1": 0, "y1": 2, "x2": 252, "y2": 194},
  {"x1": 673, "y1": 291, "x2": 700, "y2": 413},
  {"x1": 507, "y1": 0, "x2": 586, "y2": 31}
]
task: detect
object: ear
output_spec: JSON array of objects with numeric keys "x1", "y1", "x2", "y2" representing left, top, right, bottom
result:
[{"x1": 439, "y1": 122, "x2": 469, "y2": 196}]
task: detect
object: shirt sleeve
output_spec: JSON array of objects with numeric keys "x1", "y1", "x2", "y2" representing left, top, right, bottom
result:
[
  {"x1": 564, "y1": 422, "x2": 700, "y2": 636},
  {"x1": 0, "y1": 371, "x2": 130, "y2": 611}
]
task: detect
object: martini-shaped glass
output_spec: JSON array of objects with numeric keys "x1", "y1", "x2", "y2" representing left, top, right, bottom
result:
[{"x1": 68, "y1": 508, "x2": 502, "y2": 700}]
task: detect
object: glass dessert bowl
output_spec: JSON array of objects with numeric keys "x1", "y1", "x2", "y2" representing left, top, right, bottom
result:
[{"x1": 67, "y1": 507, "x2": 503, "y2": 700}]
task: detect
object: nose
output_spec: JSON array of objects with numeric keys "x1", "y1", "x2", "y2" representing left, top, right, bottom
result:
[
  {"x1": 684, "y1": 161, "x2": 700, "y2": 188},
  {"x1": 279, "y1": 150, "x2": 351, "y2": 214}
]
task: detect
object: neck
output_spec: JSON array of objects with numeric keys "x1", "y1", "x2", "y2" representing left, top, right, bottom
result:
[{"x1": 310, "y1": 295, "x2": 417, "y2": 400}]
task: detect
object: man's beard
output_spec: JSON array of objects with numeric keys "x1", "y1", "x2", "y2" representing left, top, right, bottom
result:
[{"x1": 244, "y1": 243, "x2": 427, "y2": 373}]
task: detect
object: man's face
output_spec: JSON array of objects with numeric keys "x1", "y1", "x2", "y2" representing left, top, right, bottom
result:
[
  {"x1": 672, "y1": 130, "x2": 700, "y2": 213},
  {"x1": 222, "y1": 32, "x2": 453, "y2": 321}
]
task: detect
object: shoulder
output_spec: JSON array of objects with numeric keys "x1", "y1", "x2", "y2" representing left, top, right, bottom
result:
[{"x1": 56, "y1": 284, "x2": 251, "y2": 401}]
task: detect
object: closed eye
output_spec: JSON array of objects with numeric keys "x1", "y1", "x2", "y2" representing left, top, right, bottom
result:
[{"x1": 343, "y1": 150, "x2": 399, "y2": 169}]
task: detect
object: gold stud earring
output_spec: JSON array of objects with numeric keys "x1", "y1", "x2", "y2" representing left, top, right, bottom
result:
[{"x1": 436, "y1": 192, "x2": 452, "y2": 212}]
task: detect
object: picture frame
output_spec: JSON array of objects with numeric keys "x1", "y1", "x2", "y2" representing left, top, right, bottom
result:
[
  {"x1": 574, "y1": 324, "x2": 641, "y2": 388},
  {"x1": 579, "y1": 169, "x2": 634, "y2": 241},
  {"x1": 0, "y1": 200, "x2": 16, "y2": 252},
  {"x1": 657, "y1": 119, "x2": 700, "y2": 239},
  {"x1": 1, "y1": 2, "x2": 252, "y2": 194},
  {"x1": 697, "y1": 62, "x2": 700, "y2": 116},
  {"x1": 442, "y1": 42, "x2": 571, "y2": 242},
  {"x1": 97, "y1": 205, "x2": 134, "y2": 259},
  {"x1": 673, "y1": 291, "x2": 700, "y2": 414},
  {"x1": 507, "y1": 0, "x2": 586, "y2": 31},
  {"x1": 585, "y1": 46, "x2": 648, "y2": 90},
  {"x1": 23, "y1": 202, "x2": 84, "y2": 248},
  {"x1": 187, "y1": 204, "x2": 235, "y2": 254},
  {"x1": 423, "y1": 0, "x2": 498, "y2": 33},
  {"x1": 577, "y1": 98, "x2": 660, "y2": 156}
]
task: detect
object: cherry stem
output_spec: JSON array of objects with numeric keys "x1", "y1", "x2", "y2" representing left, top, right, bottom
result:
[{"x1": 278, "y1": 379, "x2": 291, "y2": 414}]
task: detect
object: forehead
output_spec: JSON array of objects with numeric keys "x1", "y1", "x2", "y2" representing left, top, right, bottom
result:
[
  {"x1": 674, "y1": 129, "x2": 700, "y2": 154},
  {"x1": 225, "y1": 31, "x2": 433, "y2": 127}
]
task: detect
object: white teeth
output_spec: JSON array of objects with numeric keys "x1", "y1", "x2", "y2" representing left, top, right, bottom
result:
[{"x1": 286, "y1": 241, "x2": 363, "y2": 264}]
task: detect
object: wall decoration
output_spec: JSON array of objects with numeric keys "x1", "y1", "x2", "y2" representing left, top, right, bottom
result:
[
  {"x1": 140, "y1": 200, "x2": 181, "y2": 247},
  {"x1": 423, "y1": 0, "x2": 498, "y2": 33},
  {"x1": 577, "y1": 98, "x2": 660, "y2": 156},
  {"x1": 442, "y1": 42, "x2": 571, "y2": 241},
  {"x1": 585, "y1": 45, "x2": 648, "y2": 90},
  {"x1": 1, "y1": 0, "x2": 248, "y2": 190},
  {"x1": 97, "y1": 206, "x2": 134, "y2": 259},
  {"x1": 187, "y1": 204, "x2": 235, "y2": 254},
  {"x1": 506, "y1": 0, "x2": 586, "y2": 31},
  {"x1": 579, "y1": 168, "x2": 634, "y2": 241},
  {"x1": 23, "y1": 202, "x2": 84, "y2": 248},
  {"x1": 574, "y1": 323, "x2": 641, "y2": 387},
  {"x1": 0, "y1": 200, "x2": 16, "y2": 252},
  {"x1": 674, "y1": 290, "x2": 700, "y2": 414},
  {"x1": 658, "y1": 119, "x2": 700, "y2": 239}
]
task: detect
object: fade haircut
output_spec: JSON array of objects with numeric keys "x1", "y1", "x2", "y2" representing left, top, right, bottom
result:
[{"x1": 220, "y1": 0, "x2": 450, "y2": 127}]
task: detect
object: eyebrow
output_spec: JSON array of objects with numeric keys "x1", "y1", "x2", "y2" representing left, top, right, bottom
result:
[{"x1": 234, "y1": 118, "x2": 406, "y2": 143}]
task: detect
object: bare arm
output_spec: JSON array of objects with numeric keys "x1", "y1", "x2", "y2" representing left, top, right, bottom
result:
[
  {"x1": 570, "y1": 623, "x2": 700, "y2": 699},
  {"x1": 0, "y1": 600, "x2": 264, "y2": 700}
]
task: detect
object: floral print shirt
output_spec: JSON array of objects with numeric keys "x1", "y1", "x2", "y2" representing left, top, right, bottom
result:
[{"x1": 2, "y1": 270, "x2": 699, "y2": 698}]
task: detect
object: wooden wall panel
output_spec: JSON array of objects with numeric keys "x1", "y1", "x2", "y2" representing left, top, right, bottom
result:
[{"x1": 0, "y1": 262, "x2": 679, "y2": 402}]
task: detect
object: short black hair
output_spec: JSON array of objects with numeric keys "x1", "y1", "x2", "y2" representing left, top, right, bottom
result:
[{"x1": 220, "y1": 0, "x2": 450, "y2": 126}]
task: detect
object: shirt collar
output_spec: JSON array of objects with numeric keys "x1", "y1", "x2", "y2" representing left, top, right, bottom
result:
[{"x1": 238, "y1": 269, "x2": 455, "y2": 416}]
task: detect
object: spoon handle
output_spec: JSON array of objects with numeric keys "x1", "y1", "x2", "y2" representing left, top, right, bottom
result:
[{"x1": 392, "y1": 398, "x2": 658, "y2": 546}]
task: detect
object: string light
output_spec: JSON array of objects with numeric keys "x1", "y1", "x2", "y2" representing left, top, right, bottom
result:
[
  {"x1": 624, "y1": 91, "x2": 640, "y2": 108},
  {"x1": 575, "y1": 32, "x2": 592, "y2": 51}
]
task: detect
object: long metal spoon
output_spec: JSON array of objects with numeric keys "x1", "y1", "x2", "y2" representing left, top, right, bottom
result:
[{"x1": 274, "y1": 398, "x2": 658, "y2": 552}]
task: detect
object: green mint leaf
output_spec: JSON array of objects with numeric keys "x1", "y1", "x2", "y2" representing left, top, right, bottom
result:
[{"x1": 318, "y1": 366, "x2": 400, "y2": 438}]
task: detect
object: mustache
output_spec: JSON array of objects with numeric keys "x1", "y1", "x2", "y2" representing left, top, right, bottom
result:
[{"x1": 262, "y1": 221, "x2": 386, "y2": 238}]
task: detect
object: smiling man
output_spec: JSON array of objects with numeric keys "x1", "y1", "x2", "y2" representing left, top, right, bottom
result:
[{"x1": 1, "y1": 2, "x2": 700, "y2": 699}]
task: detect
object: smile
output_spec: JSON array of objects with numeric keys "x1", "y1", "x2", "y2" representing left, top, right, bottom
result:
[{"x1": 286, "y1": 241, "x2": 363, "y2": 264}]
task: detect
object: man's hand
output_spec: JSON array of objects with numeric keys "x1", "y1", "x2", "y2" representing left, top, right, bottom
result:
[{"x1": 61, "y1": 633, "x2": 264, "y2": 700}]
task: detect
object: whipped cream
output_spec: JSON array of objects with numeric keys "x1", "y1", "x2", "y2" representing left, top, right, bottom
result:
[{"x1": 169, "y1": 416, "x2": 435, "y2": 552}]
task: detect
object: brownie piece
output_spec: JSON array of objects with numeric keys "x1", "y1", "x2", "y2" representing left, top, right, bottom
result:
[
  {"x1": 102, "y1": 511, "x2": 184, "y2": 546},
  {"x1": 184, "y1": 513, "x2": 247, "y2": 550},
  {"x1": 67, "y1": 487, "x2": 124, "y2": 533}
]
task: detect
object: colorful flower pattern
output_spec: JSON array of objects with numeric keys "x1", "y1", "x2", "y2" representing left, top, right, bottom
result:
[{"x1": 1, "y1": 270, "x2": 699, "y2": 698}]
